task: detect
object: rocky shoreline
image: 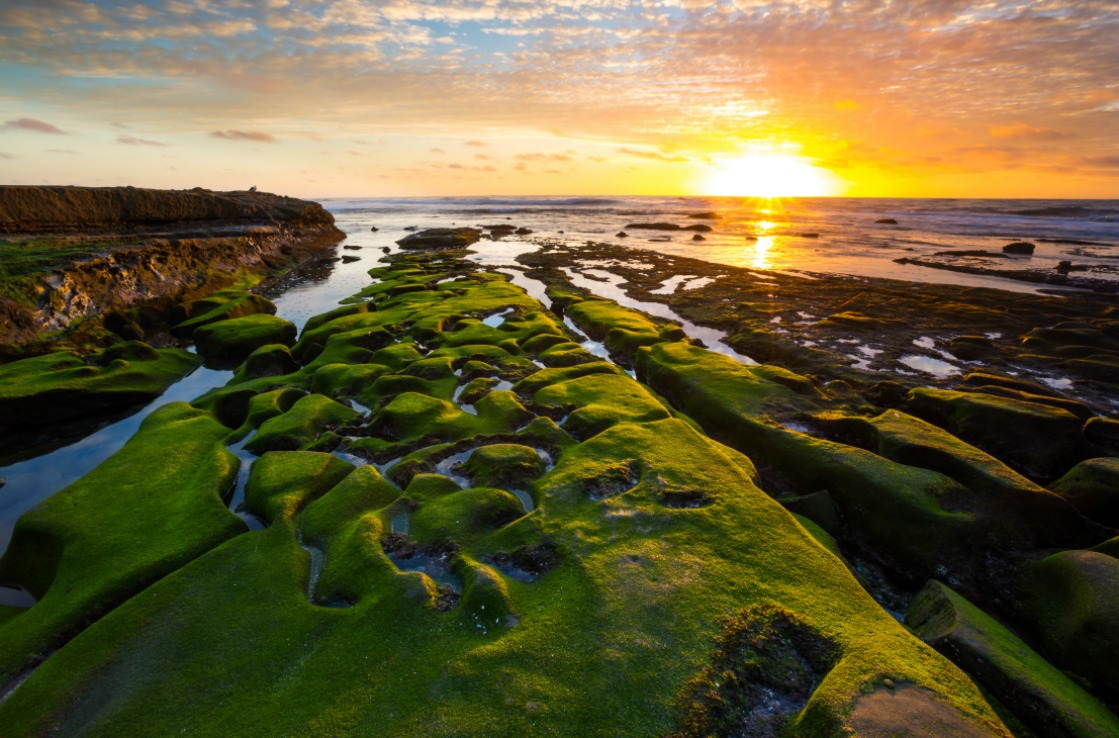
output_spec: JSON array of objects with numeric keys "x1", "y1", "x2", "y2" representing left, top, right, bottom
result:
[
  {"x1": 0, "y1": 186, "x2": 343, "y2": 354},
  {"x1": 1, "y1": 210, "x2": 1117, "y2": 736}
]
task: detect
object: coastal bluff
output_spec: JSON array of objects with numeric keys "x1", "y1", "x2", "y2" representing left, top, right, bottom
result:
[
  {"x1": 0, "y1": 185, "x2": 335, "y2": 234},
  {"x1": 0, "y1": 186, "x2": 343, "y2": 350}
]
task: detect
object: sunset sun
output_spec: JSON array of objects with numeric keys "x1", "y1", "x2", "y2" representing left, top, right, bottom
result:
[{"x1": 703, "y1": 153, "x2": 842, "y2": 197}]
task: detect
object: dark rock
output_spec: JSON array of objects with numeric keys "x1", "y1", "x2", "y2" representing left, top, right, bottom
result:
[
  {"x1": 1049, "y1": 458, "x2": 1119, "y2": 527},
  {"x1": 369, "y1": 226, "x2": 378, "y2": 231},
  {"x1": 800, "y1": 233, "x2": 820, "y2": 239},
  {"x1": 1084, "y1": 417, "x2": 1119, "y2": 456},
  {"x1": 343, "y1": 245, "x2": 362, "y2": 250},
  {"x1": 341, "y1": 255, "x2": 360, "y2": 264},
  {"x1": 875, "y1": 218, "x2": 899, "y2": 225},
  {"x1": 1058, "y1": 260, "x2": 1073, "y2": 274},
  {"x1": 688, "y1": 211, "x2": 719, "y2": 219},
  {"x1": 382, "y1": 247, "x2": 390, "y2": 253},
  {"x1": 1002, "y1": 242, "x2": 1036, "y2": 255},
  {"x1": 625, "y1": 222, "x2": 681, "y2": 231},
  {"x1": 691, "y1": 234, "x2": 705, "y2": 241},
  {"x1": 616, "y1": 231, "x2": 628, "y2": 238},
  {"x1": 395, "y1": 228, "x2": 481, "y2": 250},
  {"x1": 907, "y1": 580, "x2": 1119, "y2": 738}
]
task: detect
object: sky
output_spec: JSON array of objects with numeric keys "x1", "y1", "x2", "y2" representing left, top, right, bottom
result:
[{"x1": 0, "y1": 0, "x2": 1117, "y2": 198}]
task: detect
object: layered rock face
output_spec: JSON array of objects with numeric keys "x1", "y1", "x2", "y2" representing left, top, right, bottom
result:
[{"x1": 0, "y1": 186, "x2": 342, "y2": 345}]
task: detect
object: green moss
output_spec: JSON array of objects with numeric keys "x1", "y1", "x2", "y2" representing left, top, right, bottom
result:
[
  {"x1": 234, "y1": 343, "x2": 301, "y2": 382},
  {"x1": 0, "y1": 402, "x2": 244, "y2": 685},
  {"x1": 174, "y1": 291, "x2": 277, "y2": 336},
  {"x1": 1049, "y1": 458, "x2": 1119, "y2": 527},
  {"x1": 1023, "y1": 551, "x2": 1119, "y2": 702},
  {"x1": 244, "y1": 450, "x2": 355, "y2": 524},
  {"x1": 461, "y1": 444, "x2": 547, "y2": 489},
  {"x1": 193, "y1": 314, "x2": 297, "y2": 363},
  {"x1": 908, "y1": 579, "x2": 1119, "y2": 738},
  {"x1": 906, "y1": 388, "x2": 1083, "y2": 480},
  {"x1": 0, "y1": 342, "x2": 200, "y2": 428},
  {"x1": 0, "y1": 237, "x2": 127, "y2": 309},
  {"x1": 245, "y1": 393, "x2": 359, "y2": 453}
]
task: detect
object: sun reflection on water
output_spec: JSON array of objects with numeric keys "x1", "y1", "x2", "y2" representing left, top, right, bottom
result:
[{"x1": 751, "y1": 219, "x2": 776, "y2": 269}]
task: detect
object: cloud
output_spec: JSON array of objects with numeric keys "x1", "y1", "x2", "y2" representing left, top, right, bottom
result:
[
  {"x1": 617, "y1": 147, "x2": 689, "y2": 163},
  {"x1": 515, "y1": 152, "x2": 573, "y2": 162},
  {"x1": 989, "y1": 124, "x2": 1076, "y2": 141},
  {"x1": 2, "y1": 117, "x2": 66, "y2": 134},
  {"x1": 211, "y1": 130, "x2": 277, "y2": 143},
  {"x1": 0, "y1": 152, "x2": 13, "y2": 159},
  {"x1": 118, "y1": 135, "x2": 168, "y2": 147},
  {"x1": 464, "y1": 140, "x2": 486, "y2": 147},
  {"x1": 46, "y1": 149, "x2": 80, "y2": 154},
  {"x1": 1080, "y1": 155, "x2": 1119, "y2": 170},
  {"x1": 430, "y1": 147, "x2": 446, "y2": 153}
]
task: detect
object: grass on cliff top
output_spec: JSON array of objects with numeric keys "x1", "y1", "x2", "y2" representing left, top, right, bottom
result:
[{"x1": 0, "y1": 237, "x2": 135, "y2": 309}]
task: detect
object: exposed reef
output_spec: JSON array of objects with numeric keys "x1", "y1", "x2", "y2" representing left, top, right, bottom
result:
[{"x1": 1, "y1": 217, "x2": 1118, "y2": 735}]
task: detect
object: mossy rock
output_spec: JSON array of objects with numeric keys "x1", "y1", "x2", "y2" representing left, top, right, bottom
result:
[
  {"x1": 236, "y1": 343, "x2": 301, "y2": 381},
  {"x1": 0, "y1": 402, "x2": 243, "y2": 686},
  {"x1": 244, "y1": 450, "x2": 355, "y2": 524},
  {"x1": 193, "y1": 314, "x2": 298, "y2": 364},
  {"x1": 173, "y1": 291, "x2": 277, "y2": 336},
  {"x1": 1023, "y1": 550, "x2": 1119, "y2": 703},
  {"x1": 0, "y1": 343, "x2": 200, "y2": 429},
  {"x1": 1084, "y1": 417, "x2": 1119, "y2": 457},
  {"x1": 907, "y1": 580, "x2": 1119, "y2": 738},
  {"x1": 461, "y1": 444, "x2": 547, "y2": 489},
  {"x1": 245, "y1": 393, "x2": 359, "y2": 453},
  {"x1": 906, "y1": 387, "x2": 1083, "y2": 480},
  {"x1": 1049, "y1": 458, "x2": 1119, "y2": 527}
]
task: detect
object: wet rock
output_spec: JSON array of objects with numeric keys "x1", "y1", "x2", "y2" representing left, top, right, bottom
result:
[
  {"x1": 395, "y1": 228, "x2": 481, "y2": 250},
  {"x1": 514, "y1": 227, "x2": 533, "y2": 235},
  {"x1": 907, "y1": 580, "x2": 1119, "y2": 738},
  {"x1": 341, "y1": 255, "x2": 361, "y2": 264},
  {"x1": 1049, "y1": 458, "x2": 1119, "y2": 527},
  {"x1": 691, "y1": 234, "x2": 705, "y2": 241},
  {"x1": 1084, "y1": 417, "x2": 1119, "y2": 456},
  {"x1": 688, "y1": 211, "x2": 719, "y2": 219},
  {"x1": 625, "y1": 222, "x2": 711, "y2": 232},
  {"x1": 369, "y1": 226, "x2": 378, "y2": 231},
  {"x1": 343, "y1": 245, "x2": 362, "y2": 250},
  {"x1": 1002, "y1": 242, "x2": 1036, "y2": 255},
  {"x1": 616, "y1": 231, "x2": 628, "y2": 238},
  {"x1": 876, "y1": 218, "x2": 899, "y2": 225},
  {"x1": 1022, "y1": 550, "x2": 1119, "y2": 703},
  {"x1": 193, "y1": 314, "x2": 297, "y2": 364},
  {"x1": 239, "y1": 343, "x2": 300, "y2": 380},
  {"x1": 382, "y1": 246, "x2": 390, "y2": 253},
  {"x1": 800, "y1": 232, "x2": 820, "y2": 238}
]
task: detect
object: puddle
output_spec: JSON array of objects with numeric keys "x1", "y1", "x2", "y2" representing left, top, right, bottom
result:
[
  {"x1": 0, "y1": 583, "x2": 37, "y2": 608},
  {"x1": 913, "y1": 336, "x2": 936, "y2": 350},
  {"x1": 434, "y1": 450, "x2": 474, "y2": 489},
  {"x1": 494, "y1": 267, "x2": 549, "y2": 303},
  {"x1": 482, "y1": 307, "x2": 515, "y2": 328},
  {"x1": 562, "y1": 267, "x2": 756, "y2": 365},
  {"x1": 650, "y1": 275, "x2": 695, "y2": 295},
  {"x1": 857, "y1": 345, "x2": 883, "y2": 358},
  {"x1": 898, "y1": 354, "x2": 961, "y2": 378},
  {"x1": 298, "y1": 534, "x2": 325, "y2": 602},
  {"x1": 562, "y1": 316, "x2": 613, "y2": 362},
  {"x1": 683, "y1": 276, "x2": 714, "y2": 291},
  {"x1": 390, "y1": 551, "x2": 462, "y2": 593},
  {"x1": 1040, "y1": 376, "x2": 1074, "y2": 390},
  {"x1": 848, "y1": 355, "x2": 873, "y2": 371},
  {"x1": 391, "y1": 509, "x2": 409, "y2": 534}
]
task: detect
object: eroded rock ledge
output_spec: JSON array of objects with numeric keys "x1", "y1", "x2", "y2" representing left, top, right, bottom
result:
[{"x1": 0, "y1": 186, "x2": 343, "y2": 349}]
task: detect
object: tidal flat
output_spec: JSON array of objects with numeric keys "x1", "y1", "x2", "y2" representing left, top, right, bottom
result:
[{"x1": 1, "y1": 189, "x2": 1118, "y2": 737}]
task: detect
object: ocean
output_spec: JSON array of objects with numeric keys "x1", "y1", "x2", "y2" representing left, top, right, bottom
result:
[{"x1": 321, "y1": 195, "x2": 1119, "y2": 293}]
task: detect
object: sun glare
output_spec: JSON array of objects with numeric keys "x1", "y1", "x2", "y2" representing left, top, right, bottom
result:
[{"x1": 704, "y1": 153, "x2": 840, "y2": 197}]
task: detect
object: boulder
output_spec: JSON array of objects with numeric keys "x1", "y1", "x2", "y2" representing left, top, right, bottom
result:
[
  {"x1": 907, "y1": 580, "x2": 1119, "y2": 738},
  {"x1": 1002, "y1": 242, "x2": 1036, "y2": 255},
  {"x1": 1049, "y1": 458, "x2": 1119, "y2": 527},
  {"x1": 395, "y1": 228, "x2": 481, "y2": 249},
  {"x1": 876, "y1": 218, "x2": 899, "y2": 225}
]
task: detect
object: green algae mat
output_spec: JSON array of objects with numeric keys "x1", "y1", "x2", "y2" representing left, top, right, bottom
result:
[{"x1": 5, "y1": 252, "x2": 1117, "y2": 736}]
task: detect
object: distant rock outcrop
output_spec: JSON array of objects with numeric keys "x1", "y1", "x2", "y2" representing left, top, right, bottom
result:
[{"x1": 396, "y1": 228, "x2": 482, "y2": 249}]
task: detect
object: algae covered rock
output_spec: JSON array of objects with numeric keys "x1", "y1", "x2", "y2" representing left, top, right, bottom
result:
[
  {"x1": 1023, "y1": 550, "x2": 1119, "y2": 703},
  {"x1": 907, "y1": 580, "x2": 1119, "y2": 738},
  {"x1": 245, "y1": 393, "x2": 358, "y2": 453},
  {"x1": 0, "y1": 402, "x2": 243, "y2": 686},
  {"x1": 395, "y1": 227, "x2": 481, "y2": 249},
  {"x1": 1049, "y1": 458, "x2": 1119, "y2": 527},
  {"x1": 193, "y1": 314, "x2": 297, "y2": 363},
  {"x1": 0, "y1": 342, "x2": 200, "y2": 430}
]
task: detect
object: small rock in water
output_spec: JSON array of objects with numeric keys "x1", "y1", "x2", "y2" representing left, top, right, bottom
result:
[
  {"x1": 343, "y1": 245, "x2": 362, "y2": 250},
  {"x1": 342, "y1": 255, "x2": 361, "y2": 263},
  {"x1": 616, "y1": 231, "x2": 628, "y2": 238},
  {"x1": 1002, "y1": 241, "x2": 1036, "y2": 255},
  {"x1": 688, "y1": 211, "x2": 719, "y2": 219},
  {"x1": 370, "y1": 226, "x2": 379, "y2": 232},
  {"x1": 515, "y1": 227, "x2": 533, "y2": 235},
  {"x1": 382, "y1": 246, "x2": 391, "y2": 253},
  {"x1": 875, "y1": 218, "x2": 898, "y2": 225},
  {"x1": 692, "y1": 234, "x2": 705, "y2": 241},
  {"x1": 800, "y1": 233, "x2": 820, "y2": 239}
]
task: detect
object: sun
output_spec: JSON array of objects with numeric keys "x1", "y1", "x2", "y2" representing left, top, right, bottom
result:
[{"x1": 703, "y1": 153, "x2": 841, "y2": 197}]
